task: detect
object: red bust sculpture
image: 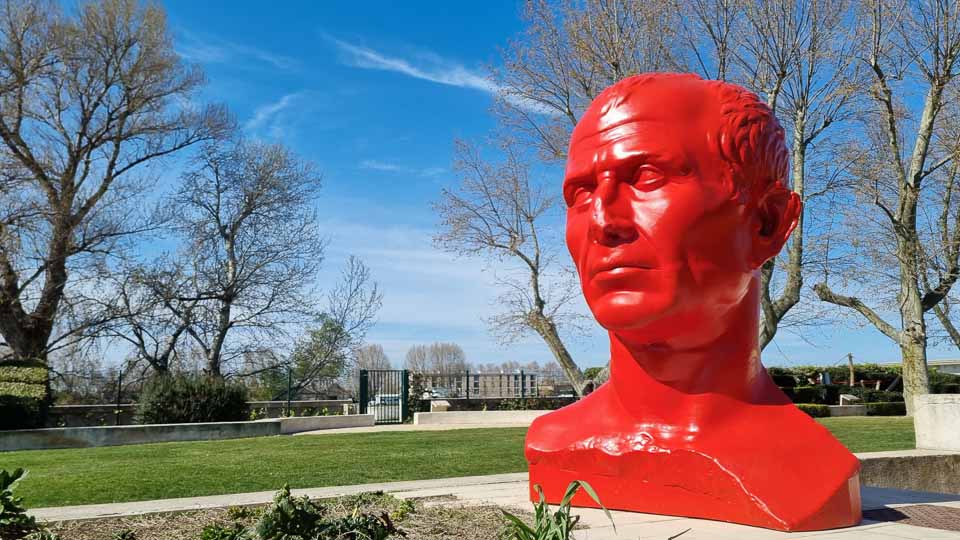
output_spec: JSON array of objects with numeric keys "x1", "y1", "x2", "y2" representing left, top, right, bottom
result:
[{"x1": 524, "y1": 73, "x2": 861, "y2": 531}]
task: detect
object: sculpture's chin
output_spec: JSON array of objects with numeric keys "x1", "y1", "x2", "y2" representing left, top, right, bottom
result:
[{"x1": 587, "y1": 290, "x2": 676, "y2": 332}]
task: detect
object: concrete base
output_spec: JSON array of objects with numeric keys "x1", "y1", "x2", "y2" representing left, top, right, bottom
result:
[
  {"x1": 828, "y1": 404, "x2": 867, "y2": 417},
  {"x1": 914, "y1": 394, "x2": 960, "y2": 451},
  {"x1": 278, "y1": 414, "x2": 374, "y2": 434},
  {"x1": 858, "y1": 449, "x2": 960, "y2": 494},
  {"x1": 413, "y1": 410, "x2": 550, "y2": 425}
]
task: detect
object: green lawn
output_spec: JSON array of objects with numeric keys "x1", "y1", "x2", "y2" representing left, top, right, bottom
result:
[{"x1": 0, "y1": 417, "x2": 914, "y2": 509}]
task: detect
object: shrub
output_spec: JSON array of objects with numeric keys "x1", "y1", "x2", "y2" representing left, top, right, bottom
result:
[
  {"x1": 136, "y1": 374, "x2": 249, "y2": 425},
  {"x1": 255, "y1": 485, "x2": 326, "y2": 540},
  {"x1": 200, "y1": 523, "x2": 250, "y2": 540},
  {"x1": 860, "y1": 390, "x2": 904, "y2": 403},
  {"x1": 498, "y1": 398, "x2": 573, "y2": 411},
  {"x1": 502, "y1": 480, "x2": 617, "y2": 540},
  {"x1": 866, "y1": 402, "x2": 907, "y2": 416},
  {"x1": 0, "y1": 469, "x2": 38, "y2": 539},
  {"x1": 0, "y1": 366, "x2": 48, "y2": 430},
  {"x1": 315, "y1": 513, "x2": 401, "y2": 540},
  {"x1": 795, "y1": 404, "x2": 830, "y2": 418},
  {"x1": 791, "y1": 386, "x2": 823, "y2": 404}
]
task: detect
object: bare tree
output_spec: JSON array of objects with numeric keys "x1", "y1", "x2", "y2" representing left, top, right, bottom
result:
[
  {"x1": 495, "y1": 0, "x2": 684, "y2": 162},
  {"x1": 814, "y1": 0, "x2": 960, "y2": 412},
  {"x1": 404, "y1": 344, "x2": 430, "y2": 373},
  {"x1": 0, "y1": 0, "x2": 227, "y2": 367},
  {"x1": 434, "y1": 140, "x2": 589, "y2": 394},
  {"x1": 285, "y1": 256, "x2": 382, "y2": 398},
  {"x1": 737, "y1": 0, "x2": 860, "y2": 349},
  {"x1": 354, "y1": 343, "x2": 391, "y2": 371},
  {"x1": 169, "y1": 138, "x2": 324, "y2": 376},
  {"x1": 426, "y1": 342, "x2": 469, "y2": 377},
  {"x1": 100, "y1": 262, "x2": 199, "y2": 374}
]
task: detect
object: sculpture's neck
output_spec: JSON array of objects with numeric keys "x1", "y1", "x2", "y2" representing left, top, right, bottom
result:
[{"x1": 609, "y1": 277, "x2": 773, "y2": 427}]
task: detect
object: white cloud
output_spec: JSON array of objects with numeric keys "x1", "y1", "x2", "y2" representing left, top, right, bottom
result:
[
  {"x1": 328, "y1": 37, "x2": 557, "y2": 115},
  {"x1": 244, "y1": 93, "x2": 302, "y2": 135},
  {"x1": 176, "y1": 29, "x2": 299, "y2": 71},
  {"x1": 359, "y1": 160, "x2": 446, "y2": 177}
]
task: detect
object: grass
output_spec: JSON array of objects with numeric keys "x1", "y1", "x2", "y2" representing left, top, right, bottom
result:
[{"x1": 0, "y1": 417, "x2": 915, "y2": 509}]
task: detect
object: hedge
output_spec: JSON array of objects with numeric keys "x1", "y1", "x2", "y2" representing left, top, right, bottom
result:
[
  {"x1": 137, "y1": 373, "x2": 249, "y2": 424},
  {"x1": 795, "y1": 403, "x2": 830, "y2": 418},
  {"x1": 0, "y1": 365, "x2": 48, "y2": 430},
  {"x1": 866, "y1": 401, "x2": 907, "y2": 416}
]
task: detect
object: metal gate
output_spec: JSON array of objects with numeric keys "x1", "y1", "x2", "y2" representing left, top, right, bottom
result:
[{"x1": 359, "y1": 369, "x2": 409, "y2": 424}]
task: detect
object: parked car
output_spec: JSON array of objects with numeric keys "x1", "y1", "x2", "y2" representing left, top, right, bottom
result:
[{"x1": 368, "y1": 393, "x2": 403, "y2": 422}]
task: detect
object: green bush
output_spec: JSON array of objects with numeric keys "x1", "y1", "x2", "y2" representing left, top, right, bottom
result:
[
  {"x1": 136, "y1": 374, "x2": 249, "y2": 425},
  {"x1": 200, "y1": 523, "x2": 250, "y2": 540},
  {"x1": 0, "y1": 469, "x2": 38, "y2": 540},
  {"x1": 0, "y1": 366, "x2": 48, "y2": 430},
  {"x1": 860, "y1": 390, "x2": 904, "y2": 403},
  {"x1": 315, "y1": 513, "x2": 400, "y2": 540},
  {"x1": 866, "y1": 402, "x2": 907, "y2": 416},
  {"x1": 791, "y1": 386, "x2": 823, "y2": 404},
  {"x1": 255, "y1": 485, "x2": 326, "y2": 540},
  {"x1": 498, "y1": 398, "x2": 573, "y2": 411},
  {"x1": 795, "y1": 404, "x2": 830, "y2": 418}
]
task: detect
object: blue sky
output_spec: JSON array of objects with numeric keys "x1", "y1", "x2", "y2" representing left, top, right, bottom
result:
[{"x1": 152, "y1": 1, "x2": 959, "y2": 370}]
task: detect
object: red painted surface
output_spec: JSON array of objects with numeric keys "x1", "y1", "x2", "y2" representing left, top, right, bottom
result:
[{"x1": 525, "y1": 73, "x2": 861, "y2": 532}]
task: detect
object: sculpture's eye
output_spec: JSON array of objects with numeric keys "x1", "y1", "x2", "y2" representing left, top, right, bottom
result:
[
  {"x1": 632, "y1": 165, "x2": 667, "y2": 191},
  {"x1": 565, "y1": 181, "x2": 594, "y2": 207}
]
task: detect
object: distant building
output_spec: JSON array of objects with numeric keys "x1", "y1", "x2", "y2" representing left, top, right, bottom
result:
[{"x1": 882, "y1": 359, "x2": 960, "y2": 375}]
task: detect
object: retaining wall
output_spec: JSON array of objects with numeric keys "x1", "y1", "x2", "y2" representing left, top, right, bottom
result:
[
  {"x1": 914, "y1": 394, "x2": 960, "y2": 451},
  {"x1": 859, "y1": 449, "x2": 960, "y2": 494},
  {"x1": 0, "y1": 414, "x2": 375, "y2": 451},
  {"x1": 48, "y1": 400, "x2": 353, "y2": 427},
  {"x1": 414, "y1": 410, "x2": 551, "y2": 425}
]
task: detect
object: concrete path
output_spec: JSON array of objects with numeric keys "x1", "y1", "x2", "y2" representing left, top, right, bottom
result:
[{"x1": 31, "y1": 473, "x2": 960, "y2": 539}]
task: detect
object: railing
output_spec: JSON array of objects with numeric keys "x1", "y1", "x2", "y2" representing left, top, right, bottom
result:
[{"x1": 413, "y1": 371, "x2": 540, "y2": 399}]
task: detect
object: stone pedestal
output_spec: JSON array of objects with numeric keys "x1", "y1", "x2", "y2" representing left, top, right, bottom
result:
[
  {"x1": 430, "y1": 400, "x2": 451, "y2": 412},
  {"x1": 914, "y1": 394, "x2": 960, "y2": 451}
]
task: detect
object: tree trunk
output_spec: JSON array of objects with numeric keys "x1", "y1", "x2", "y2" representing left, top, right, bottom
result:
[
  {"x1": 531, "y1": 314, "x2": 587, "y2": 395},
  {"x1": 899, "y1": 330, "x2": 928, "y2": 416}
]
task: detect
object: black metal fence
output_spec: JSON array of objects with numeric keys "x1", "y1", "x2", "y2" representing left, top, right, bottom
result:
[
  {"x1": 358, "y1": 369, "x2": 409, "y2": 425},
  {"x1": 415, "y1": 371, "x2": 539, "y2": 399}
]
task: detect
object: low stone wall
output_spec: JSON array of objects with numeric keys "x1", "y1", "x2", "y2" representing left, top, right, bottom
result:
[
  {"x1": 48, "y1": 399, "x2": 353, "y2": 427},
  {"x1": 278, "y1": 414, "x2": 374, "y2": 434},
  {"x1": 914, "y1": 394, "x2": 960, "y2": 451},
  {"x1": 0, "y1": 421, "x2": 281, "y2": 452},
  {"x1": 413, "y1": 410, "x2": 551, "y2": 426},
  {"x1": 1, "y1": 414, "x2": 375, "y2": 451},
  {"x1": 859, "y1": 449, "x2": 960, "y2": 494},
  {"x1": 828, "y1": 405, "x2": 867, "y2": 417}
]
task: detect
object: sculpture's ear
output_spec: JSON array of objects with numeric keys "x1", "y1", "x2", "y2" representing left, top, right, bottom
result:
[{"x1": 750, "y1": 183, "x2": 801, "y2": 268}]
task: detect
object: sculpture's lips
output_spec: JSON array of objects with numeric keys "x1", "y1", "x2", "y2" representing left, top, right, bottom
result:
[{"x1": 589, "y1": 261, "x2": 656, "y2": 280}]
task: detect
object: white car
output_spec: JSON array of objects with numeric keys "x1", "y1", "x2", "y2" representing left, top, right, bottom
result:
[{"x1": 369, "y1": 393, "x2": 403, "y2": 422}]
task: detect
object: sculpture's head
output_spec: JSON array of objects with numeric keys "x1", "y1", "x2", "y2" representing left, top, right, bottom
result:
[{"x1": 565, "y1": 73, "x2": 801, "y2": 347}]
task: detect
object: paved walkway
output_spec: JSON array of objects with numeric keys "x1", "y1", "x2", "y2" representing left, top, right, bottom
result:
[{"x1": 31, "y1": 473, "x2": 960, "y2": 539}]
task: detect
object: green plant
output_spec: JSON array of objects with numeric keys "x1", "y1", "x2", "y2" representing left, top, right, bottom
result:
[
  {"x1": 315, "y1": 510, "x2": 403, "y2": 539},
  {"x1": 0, "y1": 469, "x2": 38, "y2": 539},
  {"x1": 23, "y1": 531, "x2": 61, "y2": 540},
  {"x1": 389, "y1": 499, "x2": 415, "y2": 522},
  {"x1": 866, "y1": 402, "x2": 907, "y2": 416},
  {"x1": 501, "y1": 480, "x2": 614, "y2": 540},
  {"x1": 200, "y1": 522, "x2": 250, "y2": 540},
  {"x1": 795, "y1": 404, "x2": 831, "y2": 418},
  {"x1": 0, "y1": 365, "x2": 48, "y2": 430},
  {"x1": 256, "y1": 485, "x2": 326, "y2": 540},
  {"x1": 112, "y1": 530, "x2": 137, "y2": 540},
  {"x1": 137, "y1": 373, "x2": 249, "y2": 424},
  {"x1": 227, "y1": 506, "x2": 260, "y2": 521}
]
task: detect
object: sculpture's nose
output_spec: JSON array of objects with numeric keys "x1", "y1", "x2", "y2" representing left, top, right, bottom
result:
[{"x1": 590, "y1": 172, "x2": 638, "y2": 247}]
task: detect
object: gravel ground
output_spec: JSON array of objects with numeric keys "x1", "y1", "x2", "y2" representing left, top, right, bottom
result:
[{"x1": 39, "y1": 492, "x2": 522, "y2": 540}]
